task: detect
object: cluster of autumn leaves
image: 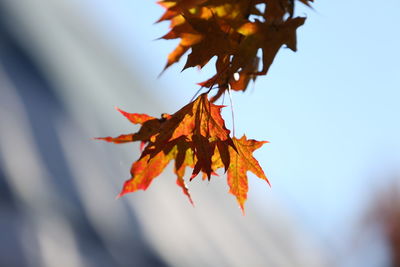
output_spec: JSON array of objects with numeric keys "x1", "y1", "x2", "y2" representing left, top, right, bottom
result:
[
  {"x1": 98, "y1": 94, "x2": 268, "y2": 211},
  {"x1": 98, "y1": 0, "x2": 312, "y2": 212},
  {"x1": 159, "y1": 0, "x2": 312, "y2": 101}
]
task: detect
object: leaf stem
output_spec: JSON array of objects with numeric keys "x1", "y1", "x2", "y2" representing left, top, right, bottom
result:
[{"x1": 227, "y1": 85, "x2": 235, "y2": 137}]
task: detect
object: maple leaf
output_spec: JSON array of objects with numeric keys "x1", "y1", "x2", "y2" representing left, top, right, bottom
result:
[
  {"x1": 209, "y1": 135, "x2": 270, "y2": 212},
  {"x1": 227, "y1": 135, "x2": 270, "y2": 213}
]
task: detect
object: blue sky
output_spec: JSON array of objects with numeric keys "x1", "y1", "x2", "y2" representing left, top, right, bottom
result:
[{"x1": 79, "y1": 0, "x2": 400, "y2": 251}]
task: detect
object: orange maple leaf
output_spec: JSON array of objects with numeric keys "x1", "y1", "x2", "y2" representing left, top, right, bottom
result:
[{"x1": 227, "y1": 136, "x2": 270, "y2": 213}]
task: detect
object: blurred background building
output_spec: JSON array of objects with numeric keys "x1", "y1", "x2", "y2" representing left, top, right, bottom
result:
[{"x1": 0, "y1": 0, "x2": 399, "y2": 267}]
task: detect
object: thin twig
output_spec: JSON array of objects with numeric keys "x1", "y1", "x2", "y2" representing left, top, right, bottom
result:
[
  {"x1": 227, "y1": 85, "x2": 235, "y2": 137},
  {"x1": 190, "y1": 86, "x2": 205, "y2": 102}
]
